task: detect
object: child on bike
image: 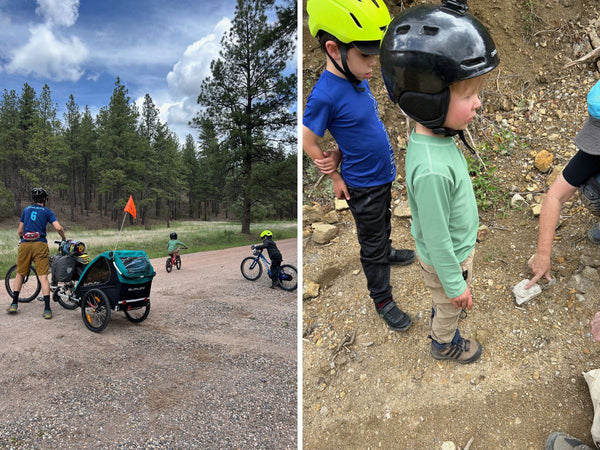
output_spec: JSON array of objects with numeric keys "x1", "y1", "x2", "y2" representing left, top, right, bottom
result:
[
  {"x1": 252, "y1": 230, "x2": 282, "y2": 289},
  {"x1": 8, "y1": 187, "x2": 66, "y2": 319},
  {"x1": 379, "y1": 0, "x2": 499, "y2": 363},
  {"x1": 167, "y1": 232, "x2": 187, "y2": 257}
]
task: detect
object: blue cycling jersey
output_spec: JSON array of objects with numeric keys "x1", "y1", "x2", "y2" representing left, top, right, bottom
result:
[{"x1": 20, "y1": 205, "x2": 57, "y2": 243}]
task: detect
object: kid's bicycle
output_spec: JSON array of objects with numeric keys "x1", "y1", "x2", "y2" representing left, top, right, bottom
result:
[
  {"x1": 240, "y1": 247, "x2": 297, "y2": 291},
  {"x1": 165, "y1": 253, "x2": 181, "y2": 273}
]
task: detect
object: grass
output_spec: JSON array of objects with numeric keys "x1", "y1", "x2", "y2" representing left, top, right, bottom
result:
[{"x1": 0, "y1": 220, "x2": 297, "y2": 276}]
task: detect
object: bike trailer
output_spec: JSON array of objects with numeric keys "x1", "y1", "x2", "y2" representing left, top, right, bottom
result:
[{"x1": 74, "y1": 250, "x2": 155, "y2": 309}]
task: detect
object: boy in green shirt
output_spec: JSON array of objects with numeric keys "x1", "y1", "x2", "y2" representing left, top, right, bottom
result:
[{"x1": 380, "y1": 0, "x2": 499, "y2": 363}]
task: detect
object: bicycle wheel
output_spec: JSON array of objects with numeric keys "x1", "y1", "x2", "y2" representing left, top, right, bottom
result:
[
  {"x1": 81, "y1": 289, "x2": 111, "y2": 333},
  {"x1": 165, "y1": 258, "x2": 172, "y2": 273},
  {"x1": 53, "y1": 283, "x2": 78, "y2": 310},
  {"x1": 5, "y1": 264, "x2": 41, "y2": 302},
  {"x1": 175, "y1": 255, "x2": 181, "y2": 270},
  {"x1": 241, "y1": 257, "x2": 262, "y2": 281},
  {"x1": 124, "y1": 301, "x2": 151, "y2": 323},
  {"x1": 278, "y1": 264, "x2": 298, "y2": 291}
]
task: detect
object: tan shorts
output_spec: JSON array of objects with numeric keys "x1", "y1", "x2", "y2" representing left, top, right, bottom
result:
[
  {"x1": 417, "y1": 249, "x2": 475, "y2": 344},
  {"x1": 17, "y1": 241, "x2": 50, "y2": 276}
]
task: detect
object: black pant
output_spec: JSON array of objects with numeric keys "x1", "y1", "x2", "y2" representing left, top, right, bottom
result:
[
  {"x1": 270, "y1": 257, "x2": 282, "y2": 282},
  {"x1": 347, "y1": 183, "x2": 392, "y2": 304}
]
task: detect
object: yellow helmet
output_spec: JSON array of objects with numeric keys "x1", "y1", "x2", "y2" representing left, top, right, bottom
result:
[
  {"x1": 260, "y1": 230, "x2": 273, "y2": 239},
  {"x1": 307, "y1": 0, "x2": 391, "y2": 51}
]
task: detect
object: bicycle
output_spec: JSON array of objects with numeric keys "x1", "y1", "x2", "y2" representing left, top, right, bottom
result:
[
  {"x1": 240, "y1": 247, "x2": 297, "y2": 291},
  {"x1": 165, "y1": 252, "x2": 182, "y2": 273},
  {"x1": 5, "y1": 240, "x2": 88, "y2": 310}
]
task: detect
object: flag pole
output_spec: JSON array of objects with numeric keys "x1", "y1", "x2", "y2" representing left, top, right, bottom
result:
[{"x1": 114, "y1": 212, "x2": 128, "y2": 252}]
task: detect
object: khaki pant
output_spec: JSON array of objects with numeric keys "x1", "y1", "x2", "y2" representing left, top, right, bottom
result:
[{"x1": 418, "y1": 250, "x2": 474, "y2": 344}]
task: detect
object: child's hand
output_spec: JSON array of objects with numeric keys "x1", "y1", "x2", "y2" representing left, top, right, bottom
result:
[
  {"x1": 314, "y1": 151, "x2": 341, "y2": 174},
  {"x1": 332, "y1": 177, "x2": 350, "y2": 201},
  {"x1": 450, "y1": 285, "x2": 472, "y2": 310}
]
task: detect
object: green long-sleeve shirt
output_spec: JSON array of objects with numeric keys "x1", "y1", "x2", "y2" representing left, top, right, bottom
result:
[{"x1": 405, "y1": 131, "x2": 478, "y2": 298}]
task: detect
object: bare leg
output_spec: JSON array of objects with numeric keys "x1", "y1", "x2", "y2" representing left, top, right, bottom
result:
[{"x1": 12, "y1": 273, "x2": 24, "y2": 293}]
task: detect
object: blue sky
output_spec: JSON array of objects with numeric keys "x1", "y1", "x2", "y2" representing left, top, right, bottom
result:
[{"x1": 0, "y1": 0, "x2": 241, "y2": 143}]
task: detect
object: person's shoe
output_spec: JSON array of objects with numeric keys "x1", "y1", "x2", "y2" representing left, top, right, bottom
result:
[
  {"x1": 430, "y1": 330, "x2": 482, "y2": 364},
  {"x1": 270, "y1": 281, "x2": 279, "y2": 289},
  {"x1": 7, "y1": 303, "x2": 18, "y2": 314},
  {"x1": 43, "y1": 309, "x2": 52, "y2": 319},
  {"x1": 587, "y1": 223, "x2": 600, "y2": 245},
  {"x1": 545, "y1": 431, "x2": 593, "y2": 450},
  {"x1": 376, "y1": 300, "x2": 412, "y2": 331},
  {"x1": 388, "y1": 248, "x2": 416, "y2": 266}
]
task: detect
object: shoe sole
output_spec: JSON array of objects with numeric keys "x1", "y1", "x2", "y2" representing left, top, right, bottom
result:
[
  {"x1": 389, "y1": 256, "x2": 416, "y2": 266},
  {"x1": 430, "y1": 345, "x2": 482, "y2": 364},
  {"x1": 385, "y1": 316, "x2": 412, "y2": 332}
]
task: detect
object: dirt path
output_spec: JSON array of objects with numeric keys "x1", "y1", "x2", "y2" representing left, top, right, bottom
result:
[{"x1": 0, "y1": 238, "x2": 297, "y2": 449}]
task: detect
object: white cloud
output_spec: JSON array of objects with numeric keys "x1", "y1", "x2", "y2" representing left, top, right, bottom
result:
[
  {"x1": 161, "y1": 17, "x2": 230, "y2": 142},
  {"x1": 6, "y1": 24, "x2": 88, "y2": 82},
  {"x1": 35, "y1": 0, "x2": 79, "y2": 27},
  {"x1": 166, "y1": 17, "x2": 230, "y2": 99}
]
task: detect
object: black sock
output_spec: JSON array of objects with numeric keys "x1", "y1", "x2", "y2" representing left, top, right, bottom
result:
[
  {"x1": 12, "y1": 291, "x2": 19, "y2": 305},
  {"x1": 43, "y1": 295, "x2": 50, "y2": 310}
]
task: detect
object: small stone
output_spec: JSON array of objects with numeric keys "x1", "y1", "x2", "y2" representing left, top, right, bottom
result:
[
  {"x1": 511, "y1": 193, "x2": 528, "y2": 208},
  {"x1": 534, "y1": 150, "x2": 554, "y2": 173},
  {"x1": 323, "y1": 210, "x2": 339, "y2": 224},
  {"x1": 531, "y1": 203, "x2": 542, "y2": 216},
  {"x1": 303, "y1": 281, "x2": 320, "y2": 300},
  {"x1": 477, "y1": 225, "x2": 491, "y2": 242},
  {"x1": 441, "y1": 442, "x2": 456, "y2": 450},
  {"x1": 303, "y1": 204, "x2": 322, "y2": 224},
  {"x1": 335, "y1": 199, "x2": 349, "y2": 211},
  {"x1": 312, "y1": 223, "x2": 338, "y2": 244}
]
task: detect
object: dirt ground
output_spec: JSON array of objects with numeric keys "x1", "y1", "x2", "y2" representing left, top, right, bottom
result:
[
  {"x1": 0, "y1": 239, "x2": 297, "y2": 449},
  {"x1": 302, "y1": 0, "x2": 600, "y2": 449}
]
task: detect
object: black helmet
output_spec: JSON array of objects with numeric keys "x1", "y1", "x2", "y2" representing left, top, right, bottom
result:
[
  {"x1": 170, "y1": 232, "x2": 177, "y2": 240},
  {"x1": 580, "y1": 174, "x2": 600, "y2": 217},
  {"x1": 380, "y1": 0, "x2": 499, "y2": 132},
  {"x1": 31, "y1": 187, "x2": 48, "y2": 203}
]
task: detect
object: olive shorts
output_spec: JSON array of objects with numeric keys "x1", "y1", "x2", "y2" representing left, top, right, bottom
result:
[{"x1": 17, "y1": 241, "x2": 50, "y2": 276}]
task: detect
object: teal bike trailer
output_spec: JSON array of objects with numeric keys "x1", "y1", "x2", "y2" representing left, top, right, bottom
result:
[{"x1": 73, "y1": 250, "x2": 156, "y2": 333}]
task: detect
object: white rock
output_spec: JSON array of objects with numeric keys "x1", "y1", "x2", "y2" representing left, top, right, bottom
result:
[{"x1": 513, "y1": 279, "x2": 542, "y2": 305}]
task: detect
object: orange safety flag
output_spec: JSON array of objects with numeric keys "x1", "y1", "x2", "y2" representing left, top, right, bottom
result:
[{"x1": 124, "y1": 195, "x2": 136, "y2": 219}]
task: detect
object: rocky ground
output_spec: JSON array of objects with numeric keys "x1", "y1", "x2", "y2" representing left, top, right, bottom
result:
[
  {"x1": 302, "y1": 0, "x2": 600, "y2": 448},
  {"x1": 0, "y1": 240, "x2": 297, "y2": 449}
]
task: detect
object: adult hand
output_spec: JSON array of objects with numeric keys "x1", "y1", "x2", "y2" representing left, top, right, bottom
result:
[
  {"x1": 450, "y1": 285, "x2": 473, "y2": 310},
  {"x1": 526, "y1": 253, "x2": 553, "y2": 289}
]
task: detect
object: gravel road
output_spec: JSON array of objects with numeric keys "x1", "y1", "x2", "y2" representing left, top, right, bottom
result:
[{"x1": 0, "y1": 238, "x2": 297, "y2": 449}]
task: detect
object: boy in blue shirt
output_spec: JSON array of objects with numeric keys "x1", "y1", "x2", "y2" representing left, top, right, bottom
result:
[
  {"x1": 380, "y1": 0, "x2": 499, "y2": 363},
  {"x1": 303, "y1": 0, "x2": 415, "y2": 332},
  {"x1": 8, "y1": 187, "x2": 66, "y2": 319}
]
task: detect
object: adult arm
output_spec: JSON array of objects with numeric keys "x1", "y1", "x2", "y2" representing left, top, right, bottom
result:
[
  {"x1": 526, "y1": 173, "x2": 577, "y2": 288},
  {"x1": 303, "y1": 125, "x2": 350, "y2": 200},
  {"x1": 51, "y1": 220, "x2": 67, "y2": 241},
  {"x1": 17, "y1": 222, "x2": 24, "y2": 239}
]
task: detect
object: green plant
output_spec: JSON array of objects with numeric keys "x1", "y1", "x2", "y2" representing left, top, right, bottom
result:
[{"x1": 466, "y1": 153, "x2": 507, "y2": 212}]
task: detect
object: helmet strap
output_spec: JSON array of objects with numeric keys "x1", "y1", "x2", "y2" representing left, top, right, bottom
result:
[{"x1": 325, "y1": 45, "x2": 364, "y2": 91}]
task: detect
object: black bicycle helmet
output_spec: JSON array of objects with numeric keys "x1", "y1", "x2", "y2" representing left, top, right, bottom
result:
[
  {"x1": 170, "y1": 232, "x2": 177, "y2": 240},
  {"x1": 31, "y1": 187, "x2": 48, "y2": 203},
  {"x1": 380, "y1": 0, "x2": 499, "y2": 134},
  {"x1": 580, "y1": 174, "x2": 600, "y2": 217}
]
